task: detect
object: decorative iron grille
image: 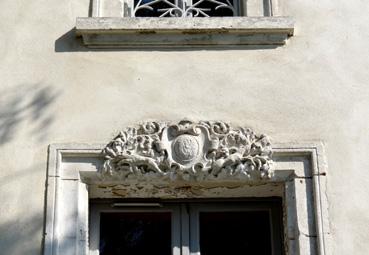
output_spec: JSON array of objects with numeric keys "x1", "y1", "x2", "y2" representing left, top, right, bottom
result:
[{"x1": 132, "y1": 0, "x2": 239, "y2": 17}]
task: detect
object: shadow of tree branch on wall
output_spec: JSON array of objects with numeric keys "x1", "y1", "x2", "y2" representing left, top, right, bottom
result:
[
  {"x1": 0, "y1": 214, "x2": 44, "y2": 255},
  {"x1": 0, "y1": 213, "x2": 43, "y2": 255},
  {"x1": 0, "y1": 162, "x2": 57, "y2": 254},
  {"x1": 0, "y1": 84, "x2": 61, "y2": 146}
]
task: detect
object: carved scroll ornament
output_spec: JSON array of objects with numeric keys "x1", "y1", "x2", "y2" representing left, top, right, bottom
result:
[{"x1": 101, "y1": 120, "x2": 273, "y2": 181}]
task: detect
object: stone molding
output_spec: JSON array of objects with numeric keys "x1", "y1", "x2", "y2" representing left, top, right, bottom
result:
[
  {"x1": 101, "y1": 120, "x2": 273, "y2": 181},
  {"x1": 44, "y1": 142, "x2": 330, "y2": 255},
  {"x1": 75, "y1": 17, "x2": 294, "y2": 48}
]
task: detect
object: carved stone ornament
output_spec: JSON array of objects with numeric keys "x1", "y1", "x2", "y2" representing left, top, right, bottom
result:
[{"x1": 101, "y1": 120, "x2": 274, "y2": 182}]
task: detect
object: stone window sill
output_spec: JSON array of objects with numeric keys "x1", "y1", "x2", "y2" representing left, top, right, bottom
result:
[{"x1": 75, "y1": 17, "x2": 294, "y2": 48}]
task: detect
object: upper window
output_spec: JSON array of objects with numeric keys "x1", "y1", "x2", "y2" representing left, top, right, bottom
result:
[
  {"x1": 132, "y1": 0, "x2": 240, "y2": 17},
  {"x1": 76, "y1": 0, "x2": 294, "y2": 47},
  {"x1": 92, "y1": 0, "x2": 274, "y2": 17}
]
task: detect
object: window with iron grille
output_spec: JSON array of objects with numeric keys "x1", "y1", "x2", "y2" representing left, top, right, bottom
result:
[
  {"x1": 130, "y1": 0, "x2": 241, "y2": 17},
  {"x1": 76, "y1": 0, "x2": 293, "y2": 47},
  {"x1": 121, "y1": 0, "x2": 277, "y2": 17}
]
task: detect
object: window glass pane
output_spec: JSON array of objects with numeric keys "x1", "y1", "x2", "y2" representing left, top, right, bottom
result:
[
  {"x1": 99, "y1": 212, "x2": 172, "y2": 255},
  {"x1": 199, "y1": 211, "x2": 272, "y2": 255}
]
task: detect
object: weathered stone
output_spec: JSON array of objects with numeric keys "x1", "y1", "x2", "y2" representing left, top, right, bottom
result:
[
  {"x1": 101, "y1": 120, "x2": 274, "y2": 181},
  {"x1": 75, "y1": 17, "x2": 294, "y2": 47}
]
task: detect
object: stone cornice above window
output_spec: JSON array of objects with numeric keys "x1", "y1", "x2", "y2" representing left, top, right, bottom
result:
[{"x1": 76, "y1": 16, "x2": 294, "y2": 48}]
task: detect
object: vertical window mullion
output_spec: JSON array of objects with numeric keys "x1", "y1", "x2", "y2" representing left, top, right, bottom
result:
[
  {"x1": 189, "y1": 205, "x2": 200, "y2": 255},
  {"x1": 180, "y1": 204, "x2": 190, "y2": 255},
  {"x1": 234, "y1": 0, "x2": 240, "y2": 16},
  {"x1": 172, "y1": 206, "x2": 182, "y2": 255}
]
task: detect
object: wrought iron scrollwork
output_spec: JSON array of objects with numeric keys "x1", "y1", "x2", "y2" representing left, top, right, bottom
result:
[{"x1": 133, "y1": 0, "x2": 237, "y2": 17}]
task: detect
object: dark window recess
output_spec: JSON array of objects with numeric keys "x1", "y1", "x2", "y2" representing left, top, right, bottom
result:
[
  {"x1": 134, "y1": 0, "x2": 178, "y2": 17},
  {"x1": 199, "y1": 211, "x2": 272, "y2": 255},
  {"x1": 99, "y1": 212, "x2": 172, "y2": 255},
  {"x1": 191, "y1": 0, "x2": 236, "y2": 17}
]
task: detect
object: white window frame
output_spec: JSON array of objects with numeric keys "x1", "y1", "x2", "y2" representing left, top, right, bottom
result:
[
  {"x1": 89, "y1": 203, "x2": 181, "y2": 255},
  {"x1": 188, "y1": 202, "x2": 283, "y2": 255},
  {"x1": 89, "y1": 200, "x2": 283, "y2": 255},
  {"x1": 43, "y1": 142, "x2": 330, "y2": 255}
]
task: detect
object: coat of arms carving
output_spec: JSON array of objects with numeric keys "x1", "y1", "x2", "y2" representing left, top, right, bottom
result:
[{"x1": 101, "y1": 120, "x2": 273, "y2": 181}]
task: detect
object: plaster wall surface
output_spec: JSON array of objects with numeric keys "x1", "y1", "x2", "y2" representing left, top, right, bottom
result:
[{"x1": 0, "y1": 0, "x2": 369, "y2": 254}]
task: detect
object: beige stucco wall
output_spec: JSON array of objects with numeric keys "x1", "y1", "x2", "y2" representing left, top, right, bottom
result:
[{"x1": 0, "y1": 0, "x2": 369, "y2": 254}]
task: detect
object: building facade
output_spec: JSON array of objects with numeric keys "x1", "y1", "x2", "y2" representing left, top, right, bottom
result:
[{"x1": 0, "y1": 0, "x2": 369, "y2": 254}]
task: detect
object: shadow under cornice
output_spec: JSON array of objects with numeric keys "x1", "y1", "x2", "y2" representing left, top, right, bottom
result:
[{"x1": 54, "y1": 28, "x2": 282, "y2": 53}]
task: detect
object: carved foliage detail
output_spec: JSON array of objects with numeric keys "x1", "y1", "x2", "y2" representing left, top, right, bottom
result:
[{"x1": 102, "y1": 120, "x2": 273, "y2": 181}]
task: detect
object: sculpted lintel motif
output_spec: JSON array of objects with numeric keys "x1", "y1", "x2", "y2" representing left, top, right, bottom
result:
[{"x1": 101, "y1": 120, "x2": 273, "y2": 181}]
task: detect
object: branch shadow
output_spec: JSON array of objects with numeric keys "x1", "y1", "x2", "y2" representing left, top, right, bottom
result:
[
  {"x1": 0, "y1": 160, "x2": 51, "y2": 255},
  {"x1": 0, "y1": 214, "x2": 44, "y2": 255},
  {"x1": 0, "y1": 83, "x2": 61, "y2": 146}
]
